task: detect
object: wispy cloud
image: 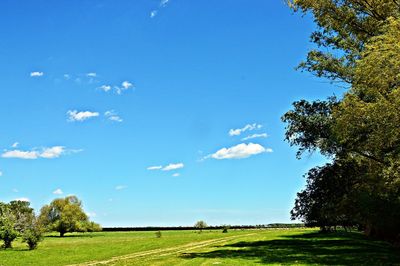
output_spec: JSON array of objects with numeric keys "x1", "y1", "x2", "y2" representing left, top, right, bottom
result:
[
  {"x1": 204, "y1": 143, "x2": 272, "y2": 160},
  {"x1": 99, "y1": 85, "x2": 112, "y2": 92},
  {"x1": 150, "y1": 0, "x2": 171, "y2": 18},
  {"x1": 105, "y1": 110, "x2": 123, "y2": 122},
  {"x1": 86, "y1": 72, "x2": 97, "y2": 77},
  {"x1": 122, "y1": 81, "x2": 133, "y2": 89},
  {"x1": 2, "y1": 146, "x2": 81, "y2": 160},
  {"x1": 150, "y1": 10, "x2": 158, "y2": 18},
  {"x1": 0, "y1": 171, "x2": 2, "y2": 177},
  {"x1": 162, "y1": 163, "x2": 184, "y2": 171},
  {"x1": 115, "y1": 185, "x2": 127, "y2": 191},
  {"x1": 160, "y1": 0, "x2": 170, "y2": 7},
  {"x1": 67, "y1": 110, "x2": 99, "y2": 122},
  {"x1": 2, "y1": 150, "x2": 40, "y2": 159},
  {"x1": 30, "y1": 71, "x2": 44, "y2": 77},
  {"x1": 172, "y1": 173, "x2": 180, "y2": 177},
  {"x1": 53, "y1": 188, "x2": 63, "y2": 195},
  {"x1": 11, "y1": 142, "x2": 19, "y2": 148},
  {"x1": 99, "y1": 81, "x2": 134, "y2": 95},
  {"x1": 115, "y1": 81, "x2": 134, "y2": 95},
  {"x1": 241, "y1": 133, "x2": 268, "y2": 141},
  {"x1": 63, "y1": 74, "x2": 71, "y2": 80},
  {"x1": 229, "y1": 123, "x2": 262, "y2": 136},
  {"x1": 40, "y1": 146, "x2": 67, "y2": 159},
  {"x1": 147, "y1": 163, "x2": 184, "y2": 171},
  {"x1": 147, "y1": 165, "x2": 163, "y2": 170}
]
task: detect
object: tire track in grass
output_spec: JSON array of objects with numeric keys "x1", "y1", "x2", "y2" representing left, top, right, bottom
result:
[{"x1": 69, "y1": 233, "x2": 256, "y2": 266}]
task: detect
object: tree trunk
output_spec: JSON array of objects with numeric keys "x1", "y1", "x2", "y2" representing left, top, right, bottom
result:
[
  {"x1": 60, "y1": 231, "x2": 65, "y2": 237},
  {"x1": 4, "y1": 240, "x2": 12, "y2": 249}
]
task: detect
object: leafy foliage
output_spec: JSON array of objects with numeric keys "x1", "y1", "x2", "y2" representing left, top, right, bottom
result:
[
  {"x1": 22, "y1": 219, "x2": 43, "y2": 250},
  {"x1": 284, "y1": 0, "x2": 400, "y2": 242},
  {"x1": 0, "y1": 203, "x2": 18, "y2": 249},
  {"x1": 39, "y1": 196, "x2": 100, "y2": 237},
  {"x1": 194, "y1": 221, "x2": 207, "y2": 233}
]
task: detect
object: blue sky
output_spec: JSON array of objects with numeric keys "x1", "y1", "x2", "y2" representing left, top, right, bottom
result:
[{"x1": 0, "y1": 0, "x2": 340, "y2": 227}]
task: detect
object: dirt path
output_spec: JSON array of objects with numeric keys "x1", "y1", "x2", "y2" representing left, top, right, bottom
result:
[{"x1": 68, "y1": 233, "x2": 256, "y2": 266}]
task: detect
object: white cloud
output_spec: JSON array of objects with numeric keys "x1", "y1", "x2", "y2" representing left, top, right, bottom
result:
[
  {"x1": 67, "y1": 110, "x2": 99, "y2": 122},
  {"x1": 172, "y1": 173, "x2": 180, "y2": 177},
  {"x1": 205, "y1": 143, "x2": 272, "y2": 160},
  {"x1": 0, "y1": 171, "x2": 2, "y2": 177},
  {"x1": 2, "y1": 150, "x2": 39, "y2": 159},
  {"x1": 122, "y1": 81, "x2": 133, "y2": 89},
  {"x1": 229, "y1": 123, "x2": 263, "y2": 136},
  {"x1": 147, "y1": 162, "x2": 185, "y2": 172},
  {"x1": 11, "y1": 142, "x2": 19, "y2": 148},
  {"x1": 86, "y1": 72, "x2": 97, "y2": 77},
  {"x1": 109, "y1": 116, "x2": 123, "y2": 122},
  {"x1": 99, "y1": 81, "x2": 134, "y2": 95},
  {"x1": 14, "y1": 197, "x2": 30, "y2": 202},
  {"x1": 105, "y1": 110, "x2": 123, "y2": 123},
  {"x1": 162, "y1": 163, "x2": 184, "y2": 171},
  {"x1": 147, "y1": 165, "x2": 163, "y2": 170},
  {"x1": 53, "y1": 188, "x2": 63, "y2": 195},
  {"x1": 241, "y1": 133, "x2": 268, "y2": 141},
  {"x1": 115, "y1": 185, "x2": 127, "y2": 191},
  {"x1": 40, "y1": 146, "x2": 66, "y2": 159},
  {"x1": 160, "y1": 0, "x2": 169, "y2": 7},
  {"x1": 2, "y1": 146, "x2": 79, "y2": 160},
  {"x1": 99, "y1": 85, "x2": 112, "y2": 92},
  {"x1": 150, "y1": 10, "x2": 158, "y2": 18},
  {"x1": 63, "y1": 74, "x2": 71, "y2": 80},
  {"x1": 30, "y1": 71, "x2": 44, "y2": 77},
  {"x1": 151, "y1": 0, "x2": 170, "y2": 17}
]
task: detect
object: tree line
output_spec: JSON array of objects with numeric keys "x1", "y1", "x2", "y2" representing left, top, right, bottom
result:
[
  {"x1": 283, "y1": 0, "x2": 400, "y2": 243},
  {"x1": 0, "y1": 196, "x2": 100, "y2": 250}
]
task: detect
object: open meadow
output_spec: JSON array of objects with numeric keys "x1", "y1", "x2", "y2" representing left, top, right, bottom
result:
[{"x1": 0, "y1": 229, "x2": 399, "y2": 266}]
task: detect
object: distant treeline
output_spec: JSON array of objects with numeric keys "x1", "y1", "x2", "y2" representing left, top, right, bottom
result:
[{"x1": 102, "y1": 223, "x2": 304, "y2": 232}]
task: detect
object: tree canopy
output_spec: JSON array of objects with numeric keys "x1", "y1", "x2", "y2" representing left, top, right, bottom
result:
[
  {"x1": 39, "y1": 196, "x2": 101, "y2": 237},
  {"x1": 284, "y1": 0, "x2": 400, "y2": 242}
]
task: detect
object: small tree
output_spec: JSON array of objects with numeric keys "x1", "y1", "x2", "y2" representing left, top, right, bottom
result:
[
  {"x1": 39, "y1": 196, "x2": 100, "y2": 237},
  {"x1": 155, "y1": 231, "x2": 162, "y2": 238},
  {"x1": 0, "y1": 219, "x2": 17, "y2": 249},
  {"x1": 194, "y1": 220, "x2": 207, "y2": 233},
  {"x1": 22, "y1": 219, "x2": 43, "y2": 250},
  {"x1": 0, "y1": 203, "x2": 17, "y2": 248},
  {"x1": 222, "y1": 225, "x2": 230, "y2": 233}
]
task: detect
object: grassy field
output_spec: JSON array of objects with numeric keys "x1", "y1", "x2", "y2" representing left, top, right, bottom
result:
[{"x1": 0, "y1": 229, "x2": 399, "y2": 265}]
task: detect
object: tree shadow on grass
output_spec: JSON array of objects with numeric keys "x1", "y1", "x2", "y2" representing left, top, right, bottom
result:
[{"x1": 181, "y1": 231, "x2": 400, "y2": 265}]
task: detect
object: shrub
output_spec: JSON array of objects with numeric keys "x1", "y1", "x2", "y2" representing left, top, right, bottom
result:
[
  {"x1": 0, "y1": 224, "x2": 17, "y2": 249},
  {"x1": 22, "y1": 227, "x2": 43, "y2": 250},
  {"x1": 222, "y1": 225, "x2": 230, "y2": 233},
  {"x1": 0, "y1": 214, "x2": 17, "y2": 249},
  {"x1": 155, "y1": 231, "x2": 162, "y2": 238}
]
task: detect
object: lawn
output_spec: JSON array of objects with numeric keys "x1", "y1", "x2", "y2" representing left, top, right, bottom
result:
[{"x1": 0, "y1": 229, "x2": 399, "y2": 265}]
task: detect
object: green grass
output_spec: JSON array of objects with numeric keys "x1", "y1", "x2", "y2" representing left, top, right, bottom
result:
[{"x1": 0, "y1": 229, "x2": 399, "y2": 265}]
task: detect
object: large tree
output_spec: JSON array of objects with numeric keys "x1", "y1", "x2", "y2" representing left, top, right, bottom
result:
[
  {"x1": 39, "y1": 196, "x2": 100, "y2": 237},
  {"x1": 284, "y1": 0, "x2": 400, "y2": 241}
]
